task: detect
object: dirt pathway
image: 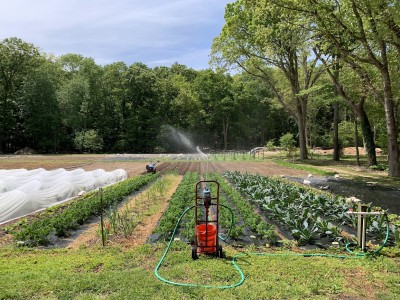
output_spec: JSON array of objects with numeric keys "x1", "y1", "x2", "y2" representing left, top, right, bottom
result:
[{"x1": 66, "y1": 174, "x2": 182, "y2": 250}]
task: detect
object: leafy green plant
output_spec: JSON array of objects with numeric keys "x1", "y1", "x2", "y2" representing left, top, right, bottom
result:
[
  {"x1": 14, "y1": 173, "x2": 160, "y2": 246},
  {"x1": 369, "y1": 164, "x2": 388, "y2": 171},
  {"x1": 265, "y1": 140, "x2": 275, "y2": 150},
  {"x1": 153, "y1": 172, "x2": 199, "y2": 240},
  {"x1": 212, "y1": 172, "x2": 277, "y2": 243},
  {"x1": 225, "y1": 171, "x2": 400, "y2": 247},
  {"x1": 224, "y1": 171, "x2": 354, "y2": 245}
]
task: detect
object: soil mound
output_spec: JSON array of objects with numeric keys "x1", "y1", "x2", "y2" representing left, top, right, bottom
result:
[{"x1": 14, "y1": 147, "x2": 36, "y2": 155}]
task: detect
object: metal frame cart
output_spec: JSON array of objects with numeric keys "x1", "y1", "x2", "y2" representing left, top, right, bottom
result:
[{"x1": 192, "y1": 180, "x2": 223, "y2": 259}]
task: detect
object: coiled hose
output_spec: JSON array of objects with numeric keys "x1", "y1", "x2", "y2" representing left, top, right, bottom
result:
[
  {"x1": 154, "y1": 207, "x2": 390, "y2": 288},
  {"x1": 345, "y1": 213, "x2": 390, "y2": 256}
]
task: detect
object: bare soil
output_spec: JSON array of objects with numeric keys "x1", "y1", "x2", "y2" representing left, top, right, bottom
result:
[
  {"x1": 1, "y1": 153, "x2": 398, "y2": 248},
  {"x1": 65, "y1": 175, "x2": 182, "y2": 250},
  {"x1": 156, "y1": 160, "x2": 309, "y2": 177},
  {"x1": 0, "y1": 155, "x2": 310, "y2": 178},
  {"x1": 0, "y1": 155, "x2": 308, "y2": 248}
]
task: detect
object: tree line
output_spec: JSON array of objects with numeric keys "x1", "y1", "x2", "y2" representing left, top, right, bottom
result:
[
  {"x1": 0, "y1": 37, "x2": 294, "y2": 155},
  {"x1": 1, "y1": 0, "x2": 400, "y2": 177}
]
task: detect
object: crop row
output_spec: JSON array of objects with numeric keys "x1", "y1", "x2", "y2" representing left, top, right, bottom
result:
[
  {"x1": 153, "y1": 172, "x2": 245, "y2": 242},
  {"x1": 153, "y1": 172, "x2": 278, "y2": 244},
  {"x1": 153, "y1": 172, "x2": 200, "y2": 240},
  {"x1": 13, "y1": 173, "x2": 160, "y2": 246},
  {"x1": 224, "y1": 171, "x2": 359, "y2": 245},
  {"x1": 202, "y1": 175, "x2": 244, "y2": 240},
  {"x1": 208, "y1": 173, "x2": 278, "y2": 243}
]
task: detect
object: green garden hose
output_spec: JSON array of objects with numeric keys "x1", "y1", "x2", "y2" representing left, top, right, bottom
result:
[
  {"x1": 154, "y1": 207, "x2": 390, "y2": 288},
  {"x1": 345, "y1": 213, "x2": 390, "y2": 256},
  {"x1": 154, "y1": 204, "x2": 245, "y2": 288}
]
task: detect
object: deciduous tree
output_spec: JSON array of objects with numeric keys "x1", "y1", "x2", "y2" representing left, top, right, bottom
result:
[{"x1": 211, "y1": 0, "x2": 324, "y2": 159}]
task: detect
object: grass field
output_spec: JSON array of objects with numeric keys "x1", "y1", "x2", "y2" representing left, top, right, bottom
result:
[
  {"x1": 1, "y1": 153, "x2": 400, "y2": 299},
  {"x1": 1, "y1": 244, "x2": 399, "y2": 299}
]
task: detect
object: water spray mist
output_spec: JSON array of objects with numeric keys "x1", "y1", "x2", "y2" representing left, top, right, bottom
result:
[{"x1": 196, "y1": 146, "x2": 209, "y2": 181}]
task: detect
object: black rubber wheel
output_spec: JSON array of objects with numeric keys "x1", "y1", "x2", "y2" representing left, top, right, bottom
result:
[
  {"x1": 217, "y1": 245, "x2": 223, "y2": 258},
  {"x1": 192, "y1": 246, "x2": 198, "y2": 260}
]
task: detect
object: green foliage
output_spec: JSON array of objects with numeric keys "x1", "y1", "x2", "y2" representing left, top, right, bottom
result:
[
  {"x1": 18, "y1": 62, "x2": 63, "y2": 152},
  {"x1": 0, "y1": 37, "x2": 41, "y2": 152},
  {"x1": 215, "y1": 173, "x2": 277, "y2": 243},
  {"x1": 224, "y1": 171, "x2": 396, "y2": 246},
  {"x1": 13, "y1": 173, "x2": 160, "y2": 246},
  {"x1": 153, "y1": 172, "x2": 277, "y2": 243},
  {"x1": 211, "y1": 0, "x2": 321, "y2": 158},
  {"x1": 369, "y1": 164, "x2": 389, "y2": 171},
  {"x1": 102, "y1": 175, "x2": 174, "y2": 242},
  {"x1": 153, "y1": 172, "x2": 200, "y2": 240},
  {"x1": 338, "y1": 121, "x2": 355, "y2": 148},
  {"x1": 73, "y1": 129, "x2": 104, "y2": 153},
  {"x1": 279, "y1": 133, "x2": 295, "y2": 151},
  {"x1": 265, "y1": 140, "x2": 275, "y2": 150}
]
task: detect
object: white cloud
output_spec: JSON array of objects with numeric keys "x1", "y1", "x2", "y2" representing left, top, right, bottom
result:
[{"x1": 0, "y1": 0, "x2": 231, "y2": 69}]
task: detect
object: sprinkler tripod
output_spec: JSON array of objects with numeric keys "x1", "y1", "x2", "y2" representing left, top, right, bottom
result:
[
  {"x1": 146, "y1": 161, "x2": 159, "y2": 173},
  {"x1": 347, "y1": 204, "x2": 389, "y2": 254}
]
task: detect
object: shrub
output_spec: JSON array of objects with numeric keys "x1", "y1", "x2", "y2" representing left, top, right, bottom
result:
[
  {"x1": 279, "y1": 133, "x2": 295, "y2": 151},
  {"x1": 265, "y1": 140, "x2": 275, "y2": 151}
]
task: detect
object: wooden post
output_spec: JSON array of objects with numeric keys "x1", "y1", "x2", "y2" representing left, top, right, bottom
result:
[{"x1": 356, "y1": 203, "x2": 368, "y2": 250}]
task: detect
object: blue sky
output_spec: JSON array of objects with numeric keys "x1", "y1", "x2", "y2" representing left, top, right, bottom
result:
[{"x1": 0, "y1": 0, "x2": 232, "y2": 69}]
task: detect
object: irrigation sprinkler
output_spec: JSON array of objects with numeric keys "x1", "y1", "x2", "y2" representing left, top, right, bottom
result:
[
  {"x1": 348, "y1": 203, "x2": 387, "y2": 251},
  {"x1": 146, "y1": 161, "x2": 159, "y2": 173}
]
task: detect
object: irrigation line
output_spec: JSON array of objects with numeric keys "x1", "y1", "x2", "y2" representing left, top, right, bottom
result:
[
  {"x1": 154, "y1": 207, "x2": 390, "y2": 289},
  {"x1": 154, "y1": 205, "x2": 245, "y2": 289},
  {"x1": 345, "y1": 214, "x2": 390, "y2": 257}
]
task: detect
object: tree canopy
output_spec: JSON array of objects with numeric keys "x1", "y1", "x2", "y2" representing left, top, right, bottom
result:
[{"x1": 1, "y1": 0, "x2": 400, "y2": 177}]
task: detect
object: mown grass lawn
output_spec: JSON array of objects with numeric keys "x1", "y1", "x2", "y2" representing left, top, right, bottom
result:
[{"x1": 1, "y1": 243, "x2": 399, "y2": 300}]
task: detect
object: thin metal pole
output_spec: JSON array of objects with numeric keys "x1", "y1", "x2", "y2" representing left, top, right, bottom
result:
[{"x1": 99, "y1": 188, "x2": 105, "y2": 247}]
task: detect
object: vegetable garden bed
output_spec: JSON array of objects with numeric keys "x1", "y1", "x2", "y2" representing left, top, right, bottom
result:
[
  {"x1": 10, "y1": 173, "x2": 160, "y2": 246},
  {"x1": 150, "y1": 172, "x2": 278, "y2": 246},
  {"x1": 224, "y1": 171, "x2": 399, "y2": 249}
]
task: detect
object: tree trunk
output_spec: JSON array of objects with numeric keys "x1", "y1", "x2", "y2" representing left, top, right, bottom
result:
[
  {"x1": 222, "y1": 118, "x2": 229, "y2": 151},
  {"x1": 382, "y1": 70, "x2": 400, "y2": 176},
  {"x1": 355, "y1": 98, "x2": 377, "y2": 167},
  {"x1": 333, "y1": 101, "x2": 340, "y2": 161},
  {"x1": 297, "y1": 101, "x2": 308, "y2": 160},
  {"x1": 353, "y1": 109, "x2": 360, "y2": 166}
]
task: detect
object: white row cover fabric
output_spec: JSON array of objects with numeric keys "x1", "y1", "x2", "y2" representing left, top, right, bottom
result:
[{"x1": 0, "y1": 168, "x2": 127, "y2": 223}]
